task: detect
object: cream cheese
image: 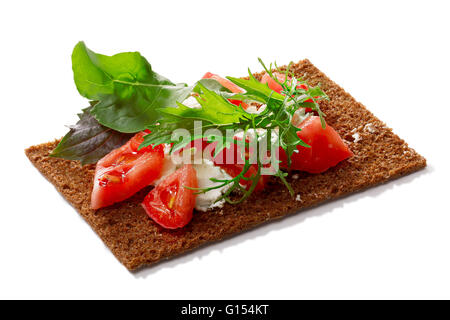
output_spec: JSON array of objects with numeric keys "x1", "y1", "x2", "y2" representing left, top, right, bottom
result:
[{"x1": 193, "y1": 159, "x2": 232, "y2": 212}]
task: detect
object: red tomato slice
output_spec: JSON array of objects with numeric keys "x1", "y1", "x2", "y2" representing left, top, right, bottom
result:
[
  {"x1": 142, "y1": 164, "x2": 198, "y2": 229},
  {"x1": 279, "y1": 116, "x2": 353, "y2": 173},
  {"x1": 91, "y1": 132, "x2": 164, "y2": 209},
  {"x1": 202, "y1": 72, "x2": 248, "y2": 109}
]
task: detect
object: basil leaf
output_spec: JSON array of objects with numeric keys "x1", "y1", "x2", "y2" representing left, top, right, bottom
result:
[
  {"x1": 72, "y1": 42, "x2": 192, "y2": 132},
  {"x1": 50, "y1": 107, "x2": 133, "y2": 165},
  {"x1": 90, "y1": 83, "x2": 191, "y2": 133}
]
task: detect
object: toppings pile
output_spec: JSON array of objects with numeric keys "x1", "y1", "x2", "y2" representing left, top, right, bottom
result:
[{"x1": 51, "y1": 42, "x2": 353, "y2": 229}]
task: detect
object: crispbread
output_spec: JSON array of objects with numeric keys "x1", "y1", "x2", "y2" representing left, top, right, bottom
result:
[{"x1": 25, "y1": 60, "x2": 426, "y2": 270}]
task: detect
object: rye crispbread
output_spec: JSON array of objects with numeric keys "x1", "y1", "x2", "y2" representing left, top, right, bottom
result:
[{"x1": 25, "y1": 60, "x2": 426, "y2": 270}]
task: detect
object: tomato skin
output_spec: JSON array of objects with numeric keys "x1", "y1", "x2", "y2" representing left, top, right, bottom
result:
[
  {"x1": 202, "y1": 72, "x2": 248, "y2": 109},
  {"x1": 142, "y1": 164, "x2": 198, "y2": 229},
  {"x1": 279, "y1": 116, "x2": 353, "y2": 173},
  {"x1": 91, "y1": 132, "x2": 164, "y2": 209}
]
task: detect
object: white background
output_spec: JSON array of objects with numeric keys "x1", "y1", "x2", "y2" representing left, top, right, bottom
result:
[{"x1": 1, "y1": 0, "x2": 449, "y2": 299}]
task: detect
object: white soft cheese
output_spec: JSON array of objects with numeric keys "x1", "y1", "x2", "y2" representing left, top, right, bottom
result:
[{"x1": 193, "y1": 159, "x2": 232, "y2": 212}]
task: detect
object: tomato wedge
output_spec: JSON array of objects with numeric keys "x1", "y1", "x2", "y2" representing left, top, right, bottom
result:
[
  {"x1": 279, "y1": 116, "x2": 353, "y2": 173},
  {"x1": 142, "y1": 164, "x2": 198, "y2": 229},
  {"x1": 91, "y1": 131, "x2": 164, "y2": 209},
  {"x1": 202, "y1": 72, "x2": 248, "y2": 109}
]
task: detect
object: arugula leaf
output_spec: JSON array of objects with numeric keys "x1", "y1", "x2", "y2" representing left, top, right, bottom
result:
[
  {"x1": 226, "y1": 70, "x2": 285, "y2": 104},
  {"x1": 72, "y1": 41, "x2": 192, "y2": 132},
  {"x1": 50, "y1": 107, "x2": 133, "y2": 165},
  {"x1": 158, "y1": 82, "x2": 248, "y2": 124}
]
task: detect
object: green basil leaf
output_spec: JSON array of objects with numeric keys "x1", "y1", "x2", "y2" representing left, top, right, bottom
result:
[
  {"x1": 90, "y1": 81, "x2": 192, "y2": 133},
  {"x1": 72, "y1": 41, "x2": 192, "y2": 132},
  {"x1": 50, "y1": 107, "x2": 133, "y2": 165}
]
